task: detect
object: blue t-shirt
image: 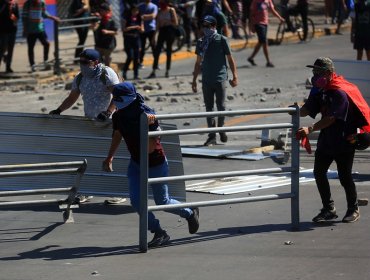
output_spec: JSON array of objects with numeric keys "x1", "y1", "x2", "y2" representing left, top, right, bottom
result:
[
  {"x1": 303, "y1": 87, "x2": 357, "y2": 154},
  {"x1": 138, "y1": 2, "x2": 158, "y2": 32}
]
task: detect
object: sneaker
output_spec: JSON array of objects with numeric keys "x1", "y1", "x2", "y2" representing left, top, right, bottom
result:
[
  {"x1": 165, "y1": 71, "x2": 169, "y2": 78},
  {"x1": 148, "y1": 72, "x2": 156, "y2": 79},
  {"x1": 186, "y1": 207, "x2": 200, "y2": 234},
  {"x1": 76, "y1": 194, "x2": 93, "y2": 204},
  {"x1": 6, "y1": 68, "x2": 14, "y2": 73},
  {"x1": 247, "y1": 57, "x2": 257, "y2": 66},
  {"x1": 148, "y1": 230, "x2": 170, "y2": 248},
  {"x1": 31, "y1": 65, "x2": 36, "y2": 72},
  {"x1": 138, "y1": 63, "x2": 145, "y2": 69},
  {"x1": 342, "y1": 209, "x2": 360, "y2": 223},
  {"x1": 104, "y1": 197, "x2": 127, "y2": 205},
  {"x1": 204, "y1": 136, "x2": 217, "y2": 146},
  {"x1": 266, "y1": 62, "x2": 275, "y2": 68},
  {"x1": 219, "y1": 132, "x2": 228, "y2": 143},
  {"x1": 312, "y1": 208, "x2": 338, "y2": 223}
]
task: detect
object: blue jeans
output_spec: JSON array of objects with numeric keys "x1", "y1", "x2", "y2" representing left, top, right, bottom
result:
[{"x1": 127, "y1": 159, "x2": 192, "y2": 233}]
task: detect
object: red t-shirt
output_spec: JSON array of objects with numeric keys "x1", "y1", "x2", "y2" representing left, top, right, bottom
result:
[{"x1": 250, "y1": 0, "x2": 274, "y2": 25}]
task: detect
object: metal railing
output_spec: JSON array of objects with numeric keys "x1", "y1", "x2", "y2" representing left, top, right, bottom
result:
[
  {"x1": 0, "y1": 160, "x2": 87, "y2": 223},
  {"x1": 54, "y1": 17, "x2": 99, "y2": 75},
  {"x1": 138, "y1": 106, "x2": 300, "y2": 252}
]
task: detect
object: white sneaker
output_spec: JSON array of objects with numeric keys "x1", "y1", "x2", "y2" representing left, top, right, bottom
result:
[
  {"x1": 104, "y1": 197, "x2": 127, "y2": 205},
  {"x1": 76, "y1": 195, "x2": 93, "y2": 203}
]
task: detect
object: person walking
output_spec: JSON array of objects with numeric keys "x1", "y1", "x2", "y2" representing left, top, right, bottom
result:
[
  {"x1": 351, "y1": 0, "x2": 370, "y2": 60},
  {"x1": 49, "y1": 49, "x2": 124, "y2": 205},
  {"x1": 0, "y1": 0, "x2": 19, "y2": 73},
  {"x1": 192, "y1": 15, "x2": 238, "y2": 146},
  {"x1": 102, "y1": 81, "x2": 200, "y2": 248},
  {"x1": 92, "y1": 3, "x2": 118, "y2": 66},
  {"x1": 297, "y1": 57, "x2": 370, "y2": 223},
  {"x1": 22, "y1": 0, "x2": 60, "y2": 72},
  {"x1": 121, "y1": 5, "x2": 144, "y2": 80},
  {"x1": 247, "y1": 0, "x2": 284, "y2": 67},
  {"x1": 138, "y1": 0, "x2": 158, "y2": 68},
  {"x1": 69, "y1": 0, "x2": 90, "y2": 61},
  {"x1": 148, "y1": 0, "x2": 178, "y2": 78}
]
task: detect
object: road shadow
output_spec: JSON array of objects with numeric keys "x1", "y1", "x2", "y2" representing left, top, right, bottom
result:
[{"x1": 0, "y1": 221, "x2": 320, "y2": 260}]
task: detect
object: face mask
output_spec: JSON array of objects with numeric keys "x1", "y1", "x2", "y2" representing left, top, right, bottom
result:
[
  {"x1": 203, "y1": 27, "x2": 215, "y2": 37},
  {"x1": 311, "y1": 75, "x2": 328, "y2": 88},
  {"x1": 80, "y1": 64, "x2": 98, "y2": 78}
]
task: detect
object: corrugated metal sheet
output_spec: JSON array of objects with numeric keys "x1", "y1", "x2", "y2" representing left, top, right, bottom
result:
[
  {"x1": 186, "y1": 169, "x2": 339, "y2": 195},
  {"x1": 0, "y1": 112, "x2": 186, "y2": 201}
]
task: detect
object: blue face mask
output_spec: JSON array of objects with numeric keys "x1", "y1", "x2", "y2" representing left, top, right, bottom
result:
[
  {"x1": 80, "y1": 64, "x2": 100, "y2": 78},
  {"x1": 203, "y1": 27, "x2": 216, "y2": 37}
]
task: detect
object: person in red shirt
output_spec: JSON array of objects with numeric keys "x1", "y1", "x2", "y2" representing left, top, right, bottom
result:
[{"x1": 247, "y1": 0, "x2": 284, "y2": 67}]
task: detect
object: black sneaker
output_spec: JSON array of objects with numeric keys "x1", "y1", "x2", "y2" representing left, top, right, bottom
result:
[
  {"x1": 148, "y1": 230, "x2": 170, "y2": 248},
  {"x1": 247, "y1": 57, "x2": 257, "y2": 66},
  {"x1": 219, "y1": 132, "x2": 228, "y2": 143},
  {"x1": 342, "y1": 209, "x2": 360, "y2": 223},
  {"x1": 186, "y1": 208, "x2": 200, "y2": 234},
  {"x1": 312, "y1": 208, "x2": 338, "y2": 223},
  {"x1": 148, "y1": 72, "x2": 156, "y2": 79},
  {"x1": 266, "y1": 62, "x2": 275, "y2": 68},
  {"x1": 204, "y1": 136, "x2": 217, "y2": 146}
]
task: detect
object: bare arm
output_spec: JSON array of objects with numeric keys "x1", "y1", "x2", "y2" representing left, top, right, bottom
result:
[
  {"x1": 226, "y1": 54, "x2": 238, "y2": 87},
  {"x1": 171, "y1": 8, "x2": 178, "y2": 26},
  {"x1": 299, "y1": 116, "x2": 336, "y2": 135},
  {"x1": 58, "y1": 89, "x2": 80, "y2": 113},
  {"x1": 102, "y1": 129, "x2": 122, "y2": 172},
  {"x1": 192, "y1": 55, "x2": 202, "y2": 93},
  {"x1": 270, "y1": 6, "x2": 285, "y2": 22}
]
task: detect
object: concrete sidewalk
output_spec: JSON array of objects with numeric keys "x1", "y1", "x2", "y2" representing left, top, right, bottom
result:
[{"x1": 0, "y1": 15, "x2": 350, "y2": 83}]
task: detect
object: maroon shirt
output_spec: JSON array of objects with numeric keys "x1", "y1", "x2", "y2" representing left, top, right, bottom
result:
[{"x1": 112, "y1": 107, "x2": 166, "y2": 167}]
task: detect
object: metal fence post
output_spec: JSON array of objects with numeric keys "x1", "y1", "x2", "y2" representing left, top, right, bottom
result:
[
  {"x1": 290, "y1": 103, "x2": 300, "y2": 230},
  {"x1": 53, "y1": 20, "x2": 60, "y2": 75},
  {"x1": 139, "y1": 113, "x2": 149, "y2": 252}
]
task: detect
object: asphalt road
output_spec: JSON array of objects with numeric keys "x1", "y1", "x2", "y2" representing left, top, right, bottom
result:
[{"x1": 1, "y1": 33, "x2": 370, "y2": 280}]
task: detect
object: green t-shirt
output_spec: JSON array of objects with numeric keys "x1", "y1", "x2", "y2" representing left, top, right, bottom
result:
[{"x1": 195, "y1": 34, "x2": 231, "y2": 83}]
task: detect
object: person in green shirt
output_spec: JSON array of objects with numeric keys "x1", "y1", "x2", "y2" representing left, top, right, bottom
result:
[
  {"x1": 22, "y1": 0, "x2": 59, "y2": 72},
  {"x1": 192, "y1": 15, "x2": 238, "y2": 146}
]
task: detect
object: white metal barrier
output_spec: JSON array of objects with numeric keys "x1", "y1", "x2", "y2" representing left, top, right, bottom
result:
[
  {"x1": 138, "y1": 106, "x2": 300, "y2": 252},
  {"x1": 0, "y1": 160, "x2": 87, "y2": 223}
]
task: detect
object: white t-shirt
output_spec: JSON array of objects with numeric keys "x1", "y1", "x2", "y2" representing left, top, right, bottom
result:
[{"x1": 72, "y1": 65, "x2": 120, "y2": 119}]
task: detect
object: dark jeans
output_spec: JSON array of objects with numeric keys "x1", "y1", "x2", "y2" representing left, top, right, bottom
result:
[
  {"x1": 123, "y1": 35, "x2": 140, "y2": 77},
  {"x1": 152, "y1": 26, "x2": 175, "y2": 71},
  {"x1": 0, "y1": 31, "x2": 16, "y2": 70},
  {"x1": 27, "y1": 31, "x2": 49, "y2": 66},
  {"x1": 202, "y1": 81, "x2": 226, "y2": 138},
  {"x1": 139, "y1": 30, "x2": 156, "y2": 64},
  {"x1": 314, "y1": 149, "x2": 358, "y2": 211},
  {"x1": 75, "y1": 27, "x2": 89, "y2": 58}
]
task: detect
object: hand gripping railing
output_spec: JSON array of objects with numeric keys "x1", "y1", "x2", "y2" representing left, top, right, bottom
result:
[
  {"x1": 0, "y1": 160, "x2": 87, "y2": 223},
  {"x1": 138, "y1": 106, "x2": 300, "y2": 252}
]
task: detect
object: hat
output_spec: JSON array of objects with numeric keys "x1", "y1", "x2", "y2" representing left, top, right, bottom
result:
[
  {"x1": 306, "y1": 57, "x2": 334, "y2": 72},
  {"x1": 203, "y1": 15, "x2": 217, "y2": 26},
  {"x1": 80, "y1": 49, "x2": 100, "y2": 61},
  {"x1": 112, "y1": 82, "x2": 137, "y2": 110}
]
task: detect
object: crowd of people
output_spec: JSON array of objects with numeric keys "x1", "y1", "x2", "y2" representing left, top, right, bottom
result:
[{"x1": 0, "y1": 0, "x2": 369, "y2": 75}]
